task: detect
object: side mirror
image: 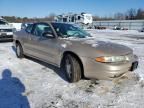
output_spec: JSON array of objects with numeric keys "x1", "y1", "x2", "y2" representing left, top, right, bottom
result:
[{"x1": 42, "y1": 31, "x2": 54, "y2": 38}]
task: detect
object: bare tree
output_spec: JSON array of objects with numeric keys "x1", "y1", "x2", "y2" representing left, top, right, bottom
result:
[
  {"x1": 114, "y1": 12, "x2": 125, "y2": 20},
  {"x1": 93, "y1": 15, "x2": 100, "y2": 21},
  {"x1": 126, "y1": 8, "x2": 137, "y2": 20},
  {"x1": 48, "y1": 13, "x2": 56, "y2": 21},
  {"x1": 136, "y1": 8, "x2": 144, "y2": 19}
]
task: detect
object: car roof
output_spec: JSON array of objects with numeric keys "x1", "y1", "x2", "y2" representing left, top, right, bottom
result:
[{"x1": 32, "y1": 21, "x2": 72, "y2": 25}]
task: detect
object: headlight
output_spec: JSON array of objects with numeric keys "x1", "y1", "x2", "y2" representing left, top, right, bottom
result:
[{"x1": 96, "y1": 56, "x2": 130, "y2": 63}]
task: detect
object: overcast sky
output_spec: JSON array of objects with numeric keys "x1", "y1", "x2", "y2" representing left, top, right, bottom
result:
[{"x1": 0, "y1": 0, "x2": 143, "y2": 17}]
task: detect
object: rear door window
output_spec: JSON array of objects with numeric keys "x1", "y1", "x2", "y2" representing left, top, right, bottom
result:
[{"x1": 25, "y1": 24, "x2": 33, "y2": 33}]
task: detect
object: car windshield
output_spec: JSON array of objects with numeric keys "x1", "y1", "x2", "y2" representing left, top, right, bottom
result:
[
  {"x1": 0, "y1": 20, "x2": 7, "y2": 25},
  {"x1": 52, "y1": 23, "x2": 91, "y2": 38}
]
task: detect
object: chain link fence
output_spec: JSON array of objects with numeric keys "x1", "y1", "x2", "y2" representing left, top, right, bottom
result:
[{"x1": 93, "y1": 20, "x2": 144, "y2": 30}]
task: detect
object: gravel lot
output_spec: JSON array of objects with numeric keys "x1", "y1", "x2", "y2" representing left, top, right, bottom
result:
[{"x1": 0, "y1": 30, "x2": 144, "y2": 108}]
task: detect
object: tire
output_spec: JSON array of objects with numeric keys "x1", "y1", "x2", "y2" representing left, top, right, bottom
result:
[
  {"x1": 16, "y1": 42, "x2": 24, "y2": 58},
  {"x1": 64, "y1": 54, "x2": 81, "y2": 83}
]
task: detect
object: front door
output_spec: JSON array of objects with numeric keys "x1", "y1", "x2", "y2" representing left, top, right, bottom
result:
[{"x1": 27, "y1": 23, "x2": 60, "y2": 65}]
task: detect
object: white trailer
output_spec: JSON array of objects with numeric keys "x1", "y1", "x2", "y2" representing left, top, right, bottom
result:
[{"x1": 55, "y1": 13, "x2": 93, "y2": 25}]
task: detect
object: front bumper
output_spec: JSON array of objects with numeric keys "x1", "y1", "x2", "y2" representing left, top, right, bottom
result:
[{"x1": 81, "y1": 55, "x2": 138, "y2": 80}]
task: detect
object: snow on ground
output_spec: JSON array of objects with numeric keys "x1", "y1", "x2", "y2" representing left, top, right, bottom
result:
[{"x1": 0, "y1": 30, "x2": 144, "y2": 108}]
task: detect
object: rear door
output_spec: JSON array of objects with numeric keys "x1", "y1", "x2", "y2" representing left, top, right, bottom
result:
[{"x1": 23, "y1": 24, "x2": 35, "y2": 55}]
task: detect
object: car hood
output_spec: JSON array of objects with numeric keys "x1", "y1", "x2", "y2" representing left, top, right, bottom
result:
[
  {"x1": 0, "y1": 25, "x2": 13, "y2": 29},
  {"x1": 64, "y1": 37, "x2": 133, "y2": 57}
]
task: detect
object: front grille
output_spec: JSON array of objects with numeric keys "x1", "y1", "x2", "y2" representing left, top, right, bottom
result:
[
  {"x1": 0, "y1": 29, "x2": 13, "y2": 32},
  {"x1": 0, "y1": 35, "x2": 13, "y2": 38}
]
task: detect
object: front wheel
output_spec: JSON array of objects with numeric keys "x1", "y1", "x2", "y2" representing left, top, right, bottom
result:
[
  {"x1": 64, "y1": 54, "x2": 81, "y2": 83},
  {"x1": 16, "y1": 43, "x2": 24, "y2": 58}
]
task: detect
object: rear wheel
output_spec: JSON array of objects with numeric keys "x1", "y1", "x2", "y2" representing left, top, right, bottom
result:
[
  {"x1": 16, "y1": 43, "x2": 24, "y2": 58},
  {"x1": 64, "y1": 54, "x2": 81, "y2": 83}
]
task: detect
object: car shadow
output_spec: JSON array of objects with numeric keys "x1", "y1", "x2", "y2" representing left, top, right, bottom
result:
[
  {"x1": 25, "y1": 56, "x2": 68, "y2": 82},
  {"x1": 0, "y1": 69, "x2": 30, "y2": 108},
  {"x1": 11, "y1": 46, "x2": 68, "y2": 82}
]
